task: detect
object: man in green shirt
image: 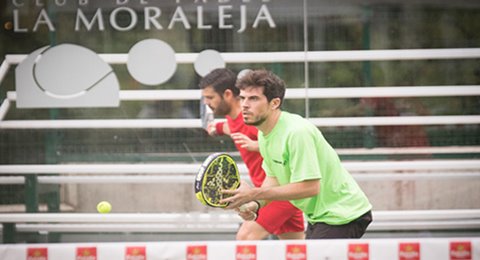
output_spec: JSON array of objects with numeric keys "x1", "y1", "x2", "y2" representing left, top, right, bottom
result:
[{"x1": 221, "y1": 69, "x2": 372, "y2": 239}]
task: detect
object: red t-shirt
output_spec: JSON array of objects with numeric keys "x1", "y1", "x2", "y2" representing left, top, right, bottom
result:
[{"x1": 220, "y1": 113, "x2": 265, "y2": 187}]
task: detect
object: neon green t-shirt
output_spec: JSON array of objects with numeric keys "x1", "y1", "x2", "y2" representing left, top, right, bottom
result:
[{"x1": 258, "y1": 111, "x2": 372, "y2": 225}]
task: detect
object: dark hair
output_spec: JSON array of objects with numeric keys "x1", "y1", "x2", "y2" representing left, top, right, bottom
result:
[
  {"x1": 198, "y1": 68, "x2": 239, "y2": 96},
  {"x1": 235, "y1": 69, "x2": 286, "y2": 105}
]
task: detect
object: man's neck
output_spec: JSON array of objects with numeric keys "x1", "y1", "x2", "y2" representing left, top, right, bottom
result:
[
  {"x1": 228, "y1": 99, "x2": 241, "y2": 119},
  {"x1": 259, "y1": 110, "x2": 281, "y2": 136}
]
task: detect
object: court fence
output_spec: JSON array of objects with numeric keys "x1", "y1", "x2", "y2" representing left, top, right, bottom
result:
[{"x1": 0, "y1": 48, "x2": 479, "y2": 245}]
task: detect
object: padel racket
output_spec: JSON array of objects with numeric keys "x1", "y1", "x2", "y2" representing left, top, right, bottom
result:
[{"x1": 195, "y1": 153, "x2": 240, "y2": 208}]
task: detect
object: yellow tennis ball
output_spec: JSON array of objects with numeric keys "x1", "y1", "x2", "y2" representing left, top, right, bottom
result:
[{"x1": 96, "y1": 201, "x2": 112, "y2": 213}]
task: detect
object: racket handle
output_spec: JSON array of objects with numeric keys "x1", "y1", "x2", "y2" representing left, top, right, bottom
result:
[
  {"x1": 239, "y1": 201, "x2": 261, "y2": 213},
  {"x1": 239, "y1": 204, "x2": 248, "y2": 212},
  {"x1": 239, "y1": 204, "x2": 258, "y2": 221}
]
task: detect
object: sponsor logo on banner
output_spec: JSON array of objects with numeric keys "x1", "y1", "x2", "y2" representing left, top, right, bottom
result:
[
  {"x1": 27, "y1": 247, "x2": 48, "y2": 260},
  {"x1": 348, "y1": 243, "x2": 369, "y2": 260},
  {"x1": 187, "y1": 245, "x2": 207, "y2": 260},
  {"x1": 76, "y1": 247, "x2": 97, "y2": 260},
  {"x1": 286, "y1": 244, "x2": 306, "y2": 260},
  {"x1": 125, "y1": 246, "x2": 146, "y2": 260},
  {"x1": 399, "y1": 242, "x2": 420, "y2": 260},
  {"x1": 236, "y1": 245, "x2": 256, "y2": 260},
  {"x1": 450, "y1": 241, "x2": 472, "y2": 260}
]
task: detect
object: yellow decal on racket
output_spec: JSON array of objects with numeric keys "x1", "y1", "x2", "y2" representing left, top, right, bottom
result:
[{"x1": 194, "y1": 153, "x2": 240, "y2": 208}]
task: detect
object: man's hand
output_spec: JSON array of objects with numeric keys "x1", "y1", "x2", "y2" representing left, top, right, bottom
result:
[
  {"x1": 231, "y1": 133, "x2": 259, "y2": 152},
  {"x1": 220, "y1": 180, "x2": 256, "y2": 209},
  {"x1": 206, "y1": 122, "x2": 230, "y2": 136},
  {"x1": 206, "y1": 122, "x2": 217, "y2": 136},
  {"x1": 235, "y1": 201, "x2": 260, "y2": 221}
]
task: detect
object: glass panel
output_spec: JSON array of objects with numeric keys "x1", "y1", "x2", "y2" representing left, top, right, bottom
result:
[{"x1": 0, "y1": 0, "x2": 479, "y2": 241}]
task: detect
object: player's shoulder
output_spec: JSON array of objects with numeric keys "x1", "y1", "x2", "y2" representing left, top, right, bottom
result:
[
  {"x1": 281, "y1": 111, "x2": 306, "y2": 122},
  {"x1": 280, "y1": 112, "x2": 312, "y2": 131}
]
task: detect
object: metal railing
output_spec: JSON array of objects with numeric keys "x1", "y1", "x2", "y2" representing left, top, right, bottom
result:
[{"x1": 0, "y1": 48, "x2": 479, "y2": 243}]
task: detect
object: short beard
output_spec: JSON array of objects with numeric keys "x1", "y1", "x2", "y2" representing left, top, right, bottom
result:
[
  {"x1": 214, "y1": 100, "x2": 230, "y2": 116},
  {"x1": 244, "y1": 116, "x2": 266, "y2": 126}
]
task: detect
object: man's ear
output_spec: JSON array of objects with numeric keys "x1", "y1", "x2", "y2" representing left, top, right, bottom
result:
[
  {"x1": 270, "y1": 98, "x2": 281, "y2": 110},
  {"x1": 223, "y1": 89, "x2": 234, "y2": 99}
]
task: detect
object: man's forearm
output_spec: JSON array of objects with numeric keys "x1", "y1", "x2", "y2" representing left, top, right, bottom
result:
[{"x1": 253, "y1": 179, "x2": 320, "y2": 203}]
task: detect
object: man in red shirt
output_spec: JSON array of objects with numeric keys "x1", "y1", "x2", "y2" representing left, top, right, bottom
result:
[{"x1": 199, "y1": 68, "x2": 305, "y2": 240}]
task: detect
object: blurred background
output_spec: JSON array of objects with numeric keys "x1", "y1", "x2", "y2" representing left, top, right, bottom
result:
[{"x1": 0, "y1": 0, "x2": 479, "y2": 243}]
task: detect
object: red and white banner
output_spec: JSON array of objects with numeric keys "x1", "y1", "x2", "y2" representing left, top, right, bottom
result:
[{"x1": 0, "y1": 238, "x2": 478, "y2": 260}]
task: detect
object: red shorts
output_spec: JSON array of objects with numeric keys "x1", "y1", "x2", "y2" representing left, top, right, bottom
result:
[{"x1": 256, "y1": 200, "x2": 305, "y2": 235}]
